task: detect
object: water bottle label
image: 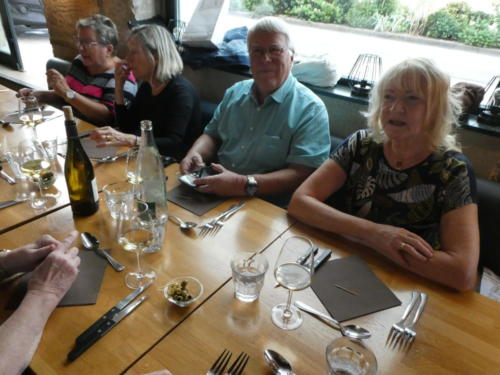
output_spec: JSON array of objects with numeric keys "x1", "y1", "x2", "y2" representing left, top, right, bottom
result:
[{"x1": 91, "y1": 178, "x2": 98, "y2": 202}]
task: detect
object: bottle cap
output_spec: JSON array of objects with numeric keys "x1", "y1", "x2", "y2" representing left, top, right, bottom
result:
[{"x1": 63, "y1": 106, "x2": 75, "y2": 121}]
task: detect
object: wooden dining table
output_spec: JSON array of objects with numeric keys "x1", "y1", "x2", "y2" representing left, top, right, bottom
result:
[{"x1": 1, "y1": 83, "x2": 500, "y2": 375}]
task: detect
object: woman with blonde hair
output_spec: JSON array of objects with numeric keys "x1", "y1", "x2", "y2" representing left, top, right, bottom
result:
[
  {"x1": 91, "y1": 24, "x2": 201, "y2": 160},
  {"x1": 289, "y1": 57, "x2": 479, "y2": 292}
]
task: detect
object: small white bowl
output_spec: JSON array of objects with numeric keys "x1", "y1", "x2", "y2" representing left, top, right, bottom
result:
[{"x1": 163, "y1": 276, "x2": 203, "y2": 307}]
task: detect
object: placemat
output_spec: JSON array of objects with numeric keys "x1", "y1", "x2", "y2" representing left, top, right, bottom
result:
[
  {"x1": 5, "y1": 249, "x2": 108, "y2": 309},
  {"x1": 311, "y1": 255, "x2": 401, "y2": 322},
  {"x1": 81, "y1": 138, "x2": 118, "y2": 159},
  {"x1": 168, "y1": 183, "x2": 226, "y2": 216}
]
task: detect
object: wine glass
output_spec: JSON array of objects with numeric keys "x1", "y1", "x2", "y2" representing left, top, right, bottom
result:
[
  {"x1": 117, "y1": 200, "x2": 156, "y2": 289},
  {"x1": 272, "y1": 236, "x2": 315, "y2": 330},
  {"x1": 18, "y1": 96, "x2": 44, "y2": 130},
  {"x1": 18, "y1": 138, "x2": 53, "y2": 209}
]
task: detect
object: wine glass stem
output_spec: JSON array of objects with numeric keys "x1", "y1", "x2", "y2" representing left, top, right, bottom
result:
[
  {"x1": 35, "y1": 176, "x2": 45, "y2": 200},
  {"x1": 283, "y1": 289, "x2": 294, "y2": 321},
  {"x1": 135, "y1": 249, "x2": 143, "y2": 275}
]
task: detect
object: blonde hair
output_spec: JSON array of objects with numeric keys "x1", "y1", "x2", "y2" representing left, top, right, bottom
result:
[
  {"x1": 367, "y1": 57, "x2": 461, "y2": 152},
  {"x1": 129, "y1": 24, "x2": 183, "y2": 83}
]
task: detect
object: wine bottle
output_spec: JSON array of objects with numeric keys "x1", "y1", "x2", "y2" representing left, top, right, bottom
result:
[
  {"x1": 135, "y1": 120, "x2": 168, "y2": 252},
  {"x1": 63, "y1": 106, "x2": 99, "y2": 216}
]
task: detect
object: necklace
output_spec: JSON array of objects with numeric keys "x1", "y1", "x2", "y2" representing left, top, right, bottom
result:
[{"x1": 385, "y1": 143, "x2": 430, "y2": 171}]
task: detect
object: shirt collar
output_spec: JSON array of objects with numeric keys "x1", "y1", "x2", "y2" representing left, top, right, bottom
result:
[{"x1": 249, "y1": 73, "x2": 294, "y2": 105}]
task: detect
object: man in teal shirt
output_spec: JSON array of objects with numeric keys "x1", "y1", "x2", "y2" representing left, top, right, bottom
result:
[{"x1": 180, "y1": 17, "x2": 330, "y2": 205}]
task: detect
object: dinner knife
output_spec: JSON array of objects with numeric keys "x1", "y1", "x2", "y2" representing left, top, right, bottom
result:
[
  {"x1": 0, "y1": 199, "x2": 26, "y2": 209},
  {"x1": 67, "y1": 295, "x2": 148, "y2": 362},
  {"x1": 75, "y1": 281, "x2": 152, "y2": 345},
  {"x1": 0, "y1": 166, "x2": 16, "y2": 184}
]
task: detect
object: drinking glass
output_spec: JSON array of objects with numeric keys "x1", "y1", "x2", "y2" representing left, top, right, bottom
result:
[
  {"x1": 18, "y1": 138, "x2": 53, "y2": 209},
  {"x1": 272, "y1": 236, "x2": 315, "y2": 330},
  {"x1": 18, "y1": 96, "x2": 43, "y2": 128},
  {"x1": 117, "y1": 200, "x2": 156, "y2": 289},
  {"x1": 326, "y1": 337, "x2": 378, "y2": 375}
]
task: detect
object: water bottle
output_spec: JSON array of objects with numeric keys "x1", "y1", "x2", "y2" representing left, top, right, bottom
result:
[{"x1": 135, "y1": 120, "x2": 168, "y2": 252}]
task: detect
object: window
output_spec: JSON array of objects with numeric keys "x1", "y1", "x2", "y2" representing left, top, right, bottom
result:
[{"x1": 180, "y1": 0, "x2": 499, "y2": 86}]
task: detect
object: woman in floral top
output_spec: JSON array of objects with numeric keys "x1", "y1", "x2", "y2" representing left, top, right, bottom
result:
[{"x1": 289, "y1": 58, "x2": 479, "y2": 291}]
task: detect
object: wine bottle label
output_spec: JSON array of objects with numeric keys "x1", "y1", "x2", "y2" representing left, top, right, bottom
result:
[{"x1": 91, "y1": 178, "x2": 98, "y2": 202}]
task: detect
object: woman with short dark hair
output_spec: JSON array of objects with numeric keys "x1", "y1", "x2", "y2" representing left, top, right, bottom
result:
[{"x1": 18, "y1": 14, "x2": 137, "y2": 125}]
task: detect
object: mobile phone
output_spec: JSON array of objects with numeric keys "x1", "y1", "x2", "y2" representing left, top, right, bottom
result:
[{"x1": 179, "y1": 166, "x2": 217, "y2": 187}]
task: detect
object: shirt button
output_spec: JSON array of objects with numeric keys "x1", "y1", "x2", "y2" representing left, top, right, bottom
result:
[
  {"x1": 241, "y1": 145, "x2": 245, "y2": 149},
  {"x1": 232, "y1": 163, "x2": 235, "y2": 167},
  {"x1": 250, "y1": 127, "x2": 254, "y2": 131},
  {"x1": 257, "y1": 107, "x2": 261, "y2": 112}
]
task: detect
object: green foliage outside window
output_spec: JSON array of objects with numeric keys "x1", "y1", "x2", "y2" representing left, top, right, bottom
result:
[{"x1": 240, "y1": 0, "x2": 499, "y2": 49}]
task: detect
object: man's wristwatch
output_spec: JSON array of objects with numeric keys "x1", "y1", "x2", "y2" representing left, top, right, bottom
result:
[
  {"x1": 65, "y1": 89, "x2": 76, "y2": 101},
  {"x1": 245, "y1": 175, "x2": 258, "y2": 197}
]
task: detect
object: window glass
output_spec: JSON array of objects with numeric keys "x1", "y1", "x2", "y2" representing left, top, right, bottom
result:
[{"x1": 180, "y1": 0, "x2": 499, "y2": 86}]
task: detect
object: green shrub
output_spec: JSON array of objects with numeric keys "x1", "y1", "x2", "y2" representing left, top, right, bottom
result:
[
  {"x1": 287, "y1": 0, "x2": 342, "y2": 23},
  {"x1": 269, "y1": 0, "x2": 299, "y2": 15},
  {"x1": 334, "y1": 0, "x2": 355, "y2": 23},
  {"x1": 346, "y1": 0, "x2": 378, "y2": 29},
  {"x1": 459, "y1": 24, "x2": 499, "y2": 48},
  {"x1": 444, "y1": 2, "x2": 472, "y2": 26},
  {"x1": 375, "y1": 0, "x2": 397, "y2": 16},
  {"x1": 424, "y1": 10, "x2": 461, "y2": 40},
  {"x1": 243, "y1": 0, "x2": 263, "y2": 11}
]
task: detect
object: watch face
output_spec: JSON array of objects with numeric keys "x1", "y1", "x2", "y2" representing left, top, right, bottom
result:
[
  {"x1": 66, "y1": 90, "x2": 75, "y2": 99},
  {"x1": 246, "y1": 176, "x2": 258, "y2": 196}
]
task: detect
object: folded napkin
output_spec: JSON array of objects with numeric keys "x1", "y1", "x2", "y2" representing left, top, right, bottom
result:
[
  {"x1": 168, "y1": 183, "x2": 226, "y2": 216},
  {"x1": 311, "y1": 255, "x2": 401, "y2": 322},
  {"x1": 5, "y1": 249, "x2": 108, "y2": 309},
  {"x1": 81, "y1": 138, "x2": 118, "y2": 159}
]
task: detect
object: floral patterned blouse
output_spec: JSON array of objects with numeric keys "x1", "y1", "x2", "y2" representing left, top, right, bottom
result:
[{"x1": 331, "y1": 130, "x2": 477, "y2": 250}]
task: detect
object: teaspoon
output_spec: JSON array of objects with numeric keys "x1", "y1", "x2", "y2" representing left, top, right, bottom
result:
[
  {"x1": 81, "y1": 232, "x2": 125, "y2": 272},
  {"x1": 168, "y1": 214, "x2": 197, "y2": 230},
  {"x1": 295, "y1": 301, "x2": 371, "y2": 340},
  {"x1": 264, "y1": 349, "x2": 293, "y2": 375}
]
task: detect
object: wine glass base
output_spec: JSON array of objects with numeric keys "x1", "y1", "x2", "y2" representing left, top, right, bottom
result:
[
  {"x1": 271, "y1": 303, "x2": 303, "y2": 330},
  {"x1": 125, "y1": 268, "x2": 156, "y2": 289}
]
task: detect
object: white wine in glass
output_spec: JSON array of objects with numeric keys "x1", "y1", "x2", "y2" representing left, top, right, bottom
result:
[
  {"x1": 272, "y1": 236, "x2": 315, "y2": 330},
  {"x1": 117, "y1": 200, "x2": 156, "y2": 289},
  {"x1": 18, "y1": 139, "x2": 53, "y2": 209}
]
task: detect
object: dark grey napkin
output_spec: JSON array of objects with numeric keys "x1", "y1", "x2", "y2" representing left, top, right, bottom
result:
[
  {"x1": 311, "y1": 255, "x2": 401, "y2": 322},
  {"x1": 168, "y1": 183, "x2": 226, "y2": 216},
  {"x1": 5, "y1": 249, "x2": 108, "y2": 309}
]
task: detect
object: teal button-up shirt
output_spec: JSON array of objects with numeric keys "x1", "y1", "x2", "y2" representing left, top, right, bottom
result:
[{"x1": 204, "y1": 74, "x2": 331, "y2": 176}]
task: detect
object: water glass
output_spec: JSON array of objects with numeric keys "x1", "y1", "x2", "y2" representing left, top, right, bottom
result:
[
  {"x1": 326, "y1": 337, "x2": 377, "y2": 375},
  {"x1": 41, "y1": 138, "x2": 58, "y2": 160},
  {"x1": 231, "y1": 253, "x2": 269, "y2": 302},
  {"x1": 103, "y1": 181, "x2": 134, "y2": 219}
]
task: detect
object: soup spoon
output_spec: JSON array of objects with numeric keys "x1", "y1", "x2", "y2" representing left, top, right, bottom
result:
[
  {"x1": 264, "y1": 349, "x2": 293, "y2": 375},
  {"x1": 295, "y1": 301, "x2": 371, "y2": 340}
]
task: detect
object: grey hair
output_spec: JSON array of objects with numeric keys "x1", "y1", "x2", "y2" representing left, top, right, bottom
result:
[
  {"x1": 76, "y1": 14, "x2": 118, "y2": 52},
  {"x1": 248, "y1": 16, "x2": 295, "y2": 54},
  {"x1": 367, "y1": 57, "x2": 461, "y2": 152},
  {"x1": 129, "y1": 24, "x2": 183, "y2": 83}
]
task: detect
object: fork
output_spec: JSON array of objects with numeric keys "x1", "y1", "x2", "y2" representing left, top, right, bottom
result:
[
  {"x1": 400, "y1": 292, "x2": 428, "y2": 350},
  {"x1": 386, "y1": 291, "x2": 419, "y2": 348},
  {"x1": 206, "y1": 349, "x2": 232, "y2": 375},
  {"x1": 226, "y1": 352, "x2": 250, "y2": 375},
  {"x1": 209, "y1": 205, "x2": 243, "y2": 236},
  {"x1": 199, "y1": 202, "x2": 245, "y2": 236}
]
